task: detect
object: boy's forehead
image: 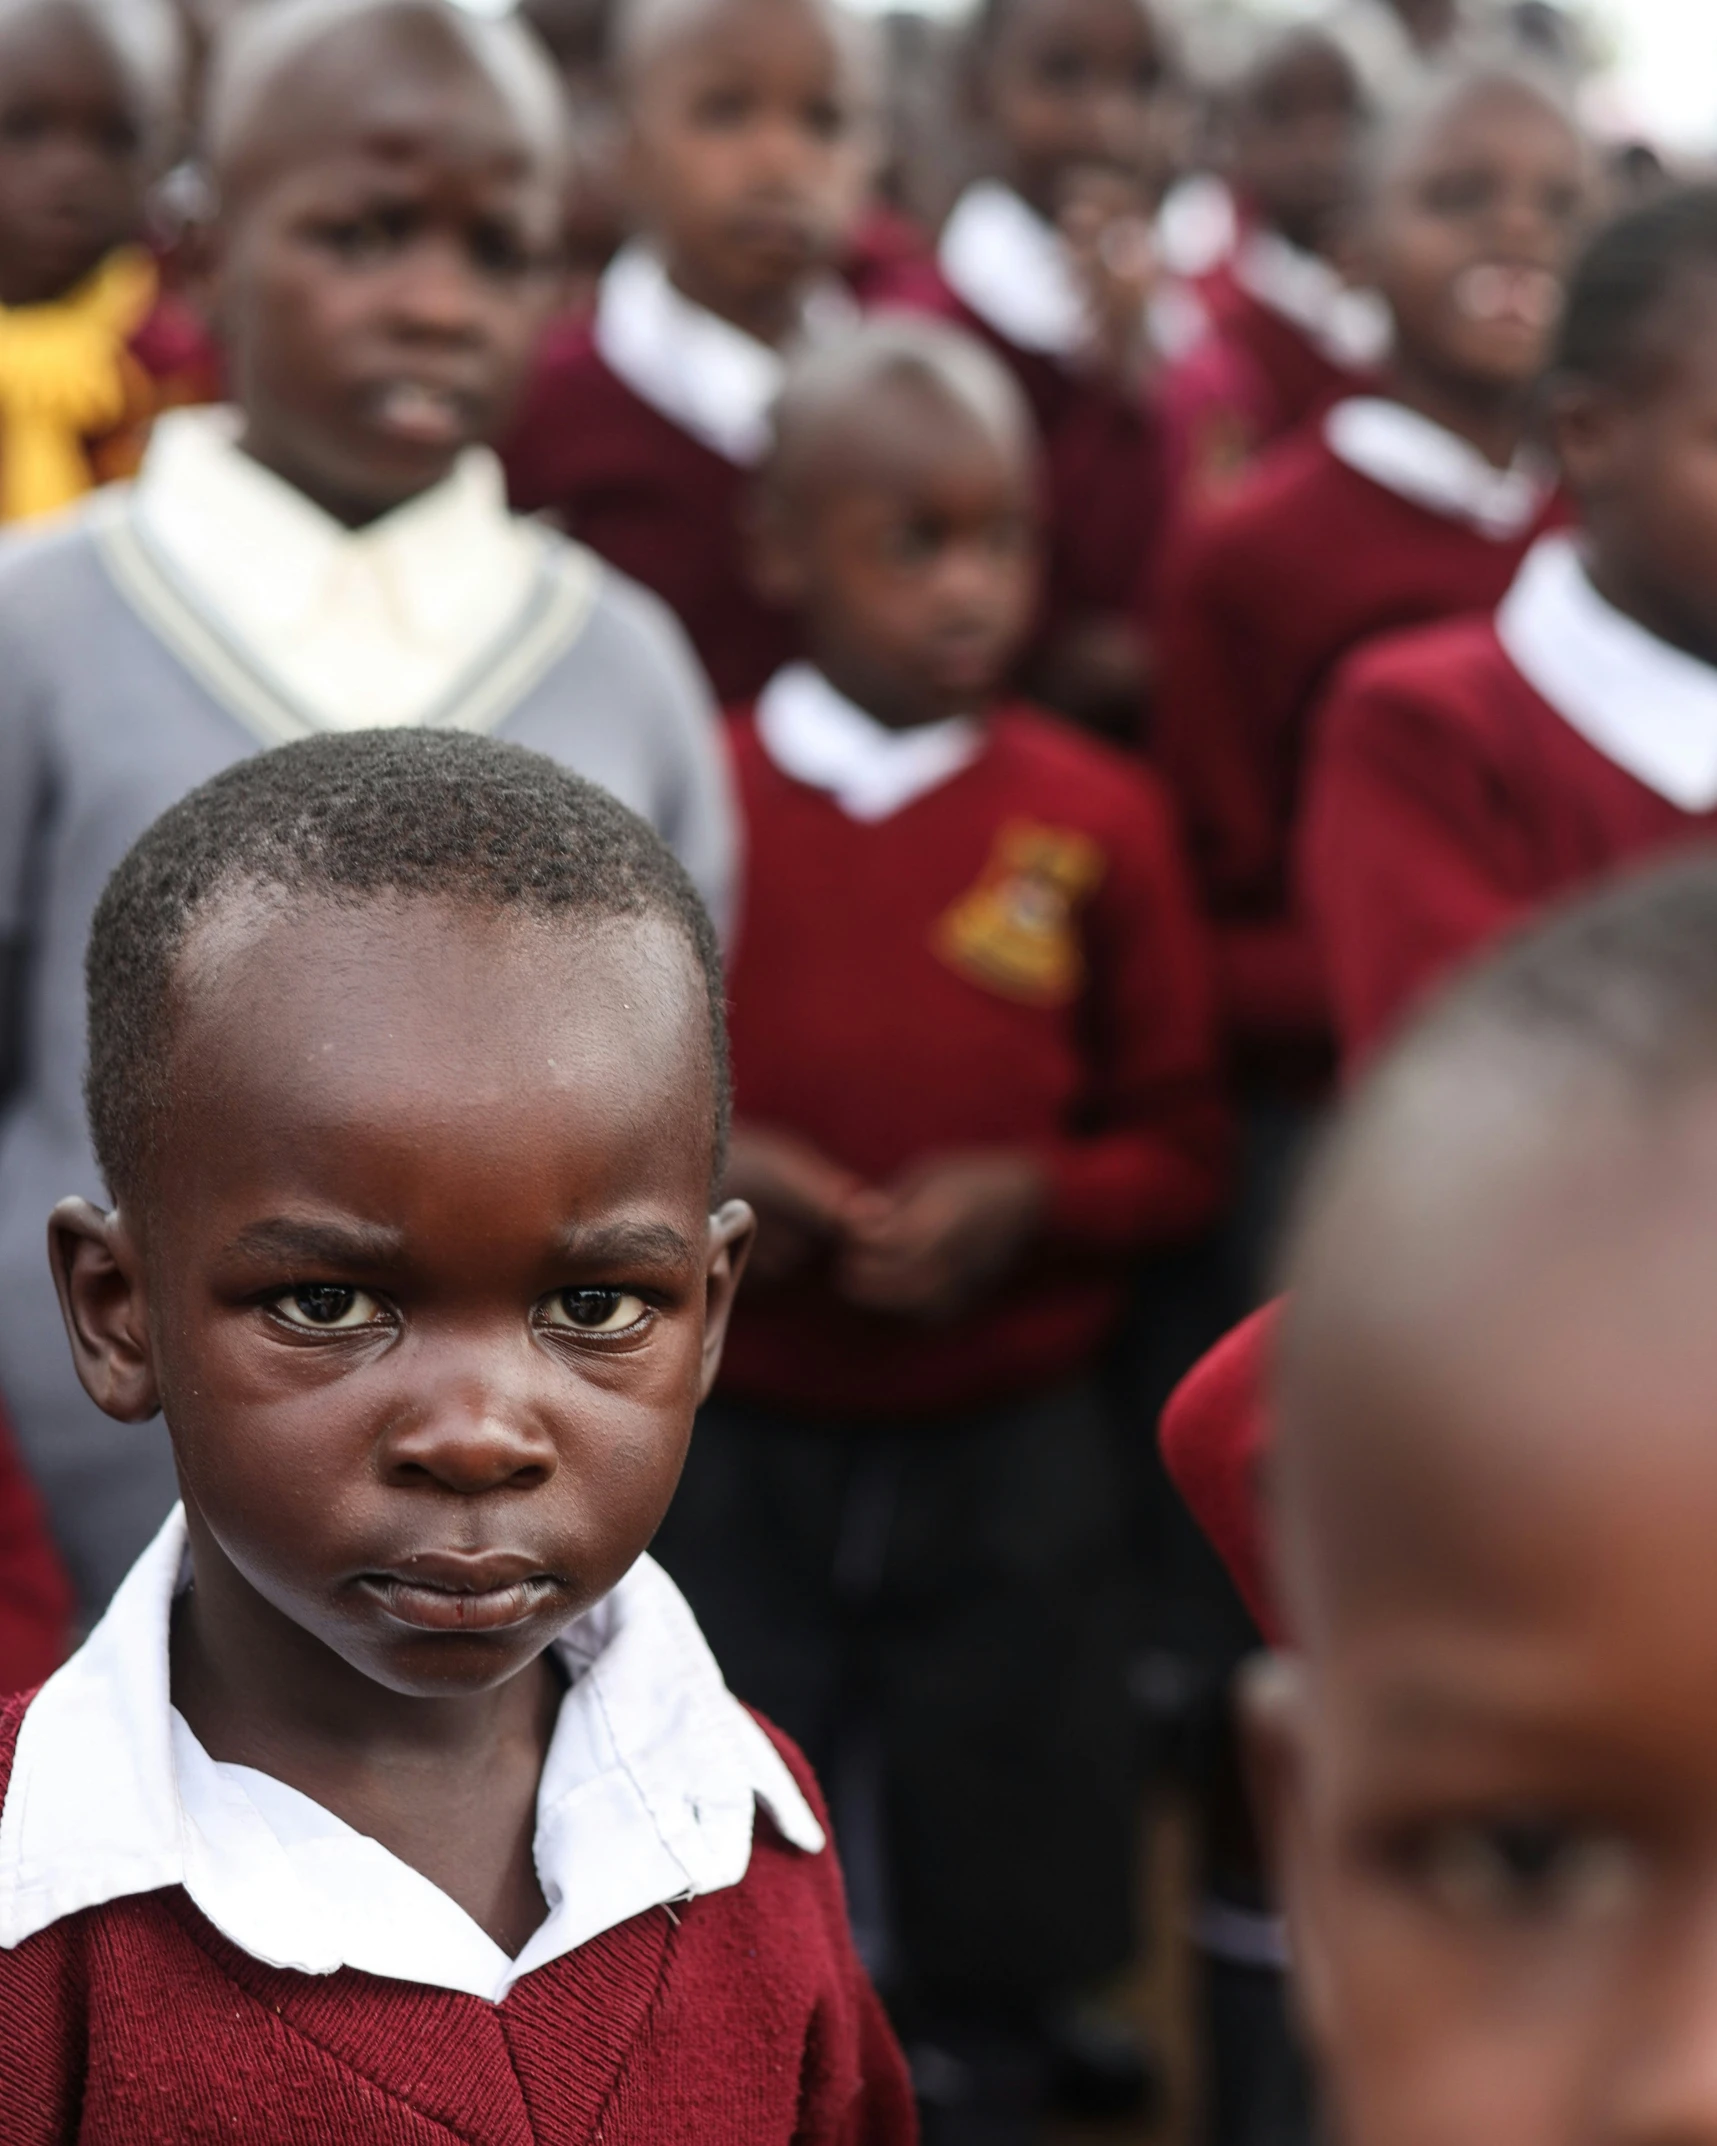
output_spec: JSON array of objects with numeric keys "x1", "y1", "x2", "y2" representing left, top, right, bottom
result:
[
  {"x1": 1278, "y1": 1067, "x2": 1717, "y2": 1637},
  {"x1": 213, "y1": 7, "x2": 557, "y2": 193},
  {"x1": 617, "y1": 0, "x2": 850, "y2": 87}
]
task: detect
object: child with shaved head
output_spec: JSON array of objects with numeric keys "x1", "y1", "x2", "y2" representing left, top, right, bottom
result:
[
  {"x1": 503, "y1": 0, "x2": 877, "y2": 704},
  {"x1": 0, "y1": 0, "x2": 737, "y2": 1617},
  {"x1": 0, "y1": 0, "x2": 216, "y2": 523},
  {"x1": 0, "y1": 727, "x2": 914, "y2": 2141},
  {"x1": 654, "y1": 314, "x2": 1226, "y2": 2132},
  {"x1": 1249, "y1": 854, "x2": 1717, "y2": 2146}
]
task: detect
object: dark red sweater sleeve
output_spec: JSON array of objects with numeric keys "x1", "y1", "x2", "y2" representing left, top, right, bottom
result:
[
  {"x1": 1159, "y1": 1303, "x2": 1279, "y2": 1638},
  {"x1": 0, "y1": 1405, "x2": 71, "y2": 1696},
  {"x1": 1300, "y1": 640, "x2": 1537, "y2": 1068},
  {"x1": 1041, "y1": 766, "x2": 1230, "y2": 1246}
]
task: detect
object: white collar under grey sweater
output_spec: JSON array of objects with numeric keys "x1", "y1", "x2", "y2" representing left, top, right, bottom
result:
[{"x1": 0, "y1": 1509, "x2": 821, "y2": 2003}]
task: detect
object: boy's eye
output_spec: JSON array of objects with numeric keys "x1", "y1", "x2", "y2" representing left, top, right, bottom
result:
[
  {"x1": 1412, "y1": 1815, "x2": 1641, "y2": 1926},
  {"x1": 689, "y1": 85, "x2": 757, "y2": 131},
  {"x1": 541, "y1": 1288, "x2": 650, "y2": 1336},
  {"x1": 1419, "y1": 170, "x2": 1496, "y2": 219},
  {"x1": 272, "y1": 1285, "x2": 384, "y2": 1331}
]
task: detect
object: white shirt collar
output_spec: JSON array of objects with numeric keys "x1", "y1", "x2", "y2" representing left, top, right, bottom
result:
[
  {"x1": 755, "y1": 662, "x2": 983, "y2": 821},
  {"x1": 1231, "y1": 229, "x2": 1391, "y2": 371},
  {"x1": 938, "y1": 180, "x2": 1088, "y2": 359},
  {"x1": 1497, "y1": 532, "x2": 1717, "y2": 812},
  {"x1": 594, "y1": 242, "x2": 856, "y2": 468},
  {"x1": 131, "y1": 407, "x2": 548, "y2": 732},
  {"x1": 0, "y1": 1509, "x2": 823, "y2": 2003},
  {"x1": 1324, "y1": 396, "x2": 1548, "y2": 539}
]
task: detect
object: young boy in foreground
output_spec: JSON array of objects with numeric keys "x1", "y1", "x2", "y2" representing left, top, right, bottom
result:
[
  {"x1": 657, "y1": 317, "x2": 1227, "y2": 2135},
  {"x1": 0, "y1": 729, "x2": 915, "y2": 2145},
  {"x1": 1252, "y1": 856, "x2": 1717, "y2": 2146},
  {"x1": 0, "y1": 0, "x2": 216, "y2": 523},
  {"x1": 0, "y1": 0, "x2": 736, "y2": 1617}
]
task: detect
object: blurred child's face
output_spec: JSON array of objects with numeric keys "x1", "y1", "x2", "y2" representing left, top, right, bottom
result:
[
  {"x1": 215, "y1": 47, "x2": 561, "y2": 526},
  {"x1": 1555, "y1": 272, "x2": 1717, "y2": 670},
  {"x1": 57, "y1": 893, "x2": 747, "y2": 1701},
  {"x1": 1230, "y1": 39, "x2": 1363, "y2": 259},
  {"x1": 1361, "y1": 82, "x2": 1587, "y2": 399},
  {"x1": 975, "y1": 0, "x2": 1168, "y2": 223},
  {"x1": 622, "y1": 0, "x2": 870, "y2": 332},
  {"x1": 1256, "y1": 1090, "x2": 1717, "y2": 2146},
  {"x1": 0, "y1": 1, "x2": 148, "y2": 307},
  {"x1": 758, "y1": 380, "x2": 1038, "y2": 727}
]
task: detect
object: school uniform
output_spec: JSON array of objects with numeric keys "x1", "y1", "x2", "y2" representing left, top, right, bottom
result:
[
  {"x1": 1304, "y1": 531, "x2": 1717, "y2": 1062},
  {"x1": 0, "y1": 406, "x2": 737, "y2": 1616},
  {"x1": 0, "y1": 1402, "x2": 69, "y2": 1698},
  {"x1": 0, "y1": 1510, "x2": 915, "y2": 2144},
  {"x1": 0, "y1": 248, "x2": 218, "y2": 526},
  {"x1": 869, "y1": 180, "x2": 1172, "y2": 639},
  {"x1": 1151, "y1": 396, "x2": 1557, "y2": 1071},
  {"x1": 1157, "y1": 227, "x2": 1387, "y2": 499},
  {"x1": 654, "y1": 666, "x2": 1226, "y2": 2018},
  {"x1": 503, "y1": 244, "x2": 855, "y2": 704}
]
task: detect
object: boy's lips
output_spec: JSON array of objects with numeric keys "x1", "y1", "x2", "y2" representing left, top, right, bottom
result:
[
  {"x1": 1453, "y1": 262, "x2": 1563, "y2": 332},
  {"x1": 356, "y1": 1550, "x2": 561, "y2": 1633},
  {"x1": 365, "y1": 379, "x2": 477, "y2": 449}
]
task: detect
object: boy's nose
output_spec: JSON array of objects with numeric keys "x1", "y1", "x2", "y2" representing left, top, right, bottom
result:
[
  {"x1": 1609, "y1": 1896, "x2": 1717, "y2": 2143},
  {"x1": 387, "y1": 242, "x2": 489, "y2": 342},
  {"x1": 378, "y1": 1380, "x2": 559, "y2": 1495}
]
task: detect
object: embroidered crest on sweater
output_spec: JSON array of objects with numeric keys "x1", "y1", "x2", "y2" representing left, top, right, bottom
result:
[{"x1": 933, "y1": 821, "x2": 1104, "y2": 1005}]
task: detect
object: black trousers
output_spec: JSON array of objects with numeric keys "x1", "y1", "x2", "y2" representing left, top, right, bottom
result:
[{"x1": 652, "y1": 1379, "x2": 1137, "y2": 2019}]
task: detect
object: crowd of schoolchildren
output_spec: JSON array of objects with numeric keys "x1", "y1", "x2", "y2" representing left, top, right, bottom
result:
[{"x1": 6, "y1": 0, "x2": 1717, "y2": 2142}]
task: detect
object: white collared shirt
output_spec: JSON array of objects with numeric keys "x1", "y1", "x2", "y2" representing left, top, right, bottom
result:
[
  {"x1": 938, "y1": 180, "x2": 1088, "y2": 360},
  {"x1": 0, "y1": 1510, "x2": 822, "y2": 2004},
  {"x1": 1230, "y1": 229, "x2": 1391, "y2": 371},
  {"x1": 129, "y1": 408, "x2": 549, "y2": 734},
  {"x1": 594, "y1": 242, "x2": 856, "y2": 468},
  {"x1": 1498, "y1": 532, "x2": 1717, "y2": 812},
  {"x1": 755, "y1": 662, "x2": 983, "y2": 821},
  {"x1": 1324, "y1": 396, "x2": 1548, "y2": 539}
]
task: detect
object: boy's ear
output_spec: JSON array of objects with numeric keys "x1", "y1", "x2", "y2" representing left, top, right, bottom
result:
[
  {"x1": 1546, "y1": 376, "x2": 1628, "y2": 501},
  {"x1": 697, "y1": 1198, "x2": 756, "y2": 1400},
  {"x1": 48, "y1": 1198, "x2": 162, "y2": 1424},
  {"x1": 1239, "y1": 1651, "x2": 1335, "y2": 2058}
]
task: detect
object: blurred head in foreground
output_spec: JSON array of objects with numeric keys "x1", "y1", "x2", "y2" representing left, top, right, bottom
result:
[{"x1": 1252, "y1": 855, "x2": 1717, "y2": 2145}]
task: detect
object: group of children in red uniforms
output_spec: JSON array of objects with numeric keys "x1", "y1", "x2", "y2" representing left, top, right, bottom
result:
[{"x1": 7, "y1": 0, "x2": 1717, "y2": 2141}]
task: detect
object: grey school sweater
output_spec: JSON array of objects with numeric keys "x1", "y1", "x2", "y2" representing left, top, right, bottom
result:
[{"x1": 0, "y1": 490, "x2": 737, "y2": 1614}]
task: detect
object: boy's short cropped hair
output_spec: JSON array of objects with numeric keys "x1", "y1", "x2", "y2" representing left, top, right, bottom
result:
[
  {"x1": 1554, "y1": 181, "x2": 1717, "y2": 393},
  {"x1": 85, "y1": 729, "x2": 730, "y2": 1206}
]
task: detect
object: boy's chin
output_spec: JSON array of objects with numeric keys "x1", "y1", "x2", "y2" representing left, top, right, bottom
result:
[{"x1": 328, "y1": 1613, "x2": 574, "y2": 1699}]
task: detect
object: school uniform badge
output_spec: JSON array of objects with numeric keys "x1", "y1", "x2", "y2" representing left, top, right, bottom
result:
[{"x1": 934, "y1": 820, "x2": 1105, "y2": 1006}]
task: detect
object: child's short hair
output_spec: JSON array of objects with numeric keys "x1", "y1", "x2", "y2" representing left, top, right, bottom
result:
[
  {"x1": 766, "y1": 314, "x2": 1034, "y2": 495},
  {"x1": 1554, "y1": 182, "x2": 1717, "y2": 394},
  {"x1": 1286, "y1": 855, "x2": 1717, "y2": 1305},
  {"x1": 0, "y1": 0, "x2": 186, "y2": 156},
  {"x1": 85, "y1": 730, "x2": 730, "y2": 1205},
  {"x1": 205, "y1": 0, "x2": 568, "y2": 178}
]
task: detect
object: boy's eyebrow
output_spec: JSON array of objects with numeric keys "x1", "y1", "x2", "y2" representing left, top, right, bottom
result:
[
  {"x1": 225, "y1": 1217, "x2": 407, "y2": 1268},
  {"x1": 558, "y1": 1220, "x2": 701, "y2": 1268}
]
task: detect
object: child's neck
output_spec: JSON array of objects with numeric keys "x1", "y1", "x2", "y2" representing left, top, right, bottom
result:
[
  {"x1": 1383, "y1": 355, "x2": 1530, "y2": 471},
  {"x1": 662, "y1": 251, "x2": 806, "y2": 350},
  {"x1": 236, "y1": 425, "x2": 454, "y2": 532},
  {"x1": 1583, "y1": 533, "x2": 1717, "y2": 673},
  {"x1": 814, "y1": 649, "x2": 985, "y2": 731},
  {"x1": 170, "y1": 1542, "x2": 562, "y2": 1955}
]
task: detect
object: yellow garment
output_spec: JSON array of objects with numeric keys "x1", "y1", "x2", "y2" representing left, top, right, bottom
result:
[{"x1": 0, "y1": 248, "x2": 159, "y2": 524}]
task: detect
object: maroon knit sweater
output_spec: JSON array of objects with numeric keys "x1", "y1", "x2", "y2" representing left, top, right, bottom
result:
[{"x1": 0, "y1": 1692, "x2": 917, "y2": 2144}]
